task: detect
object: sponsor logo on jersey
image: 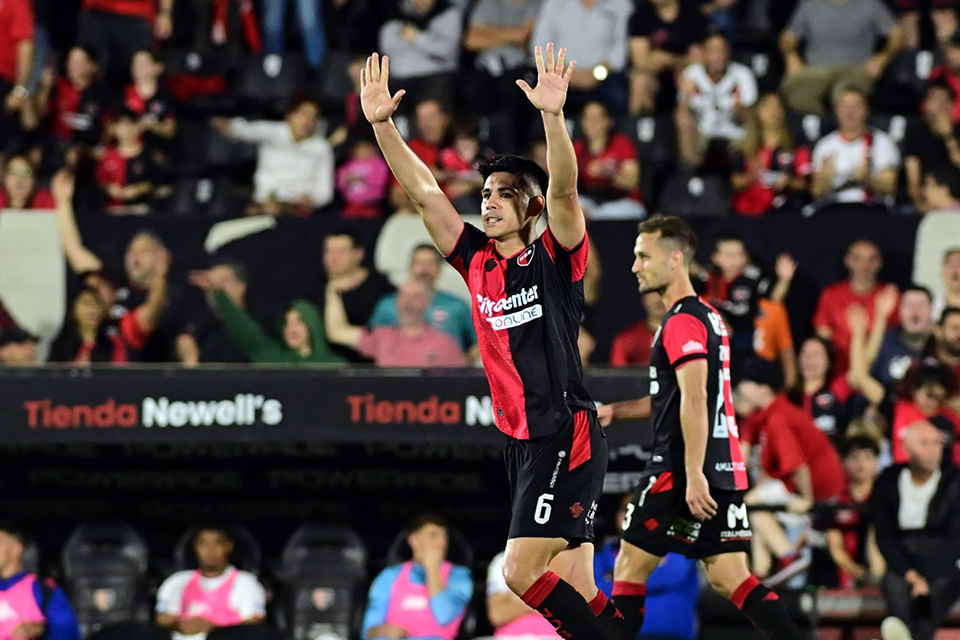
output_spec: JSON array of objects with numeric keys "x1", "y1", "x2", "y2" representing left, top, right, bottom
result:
[
  {"x1": 715, "y1": 461, "x2": 746, "y2": 473},
  {"x1": 517, "y1": 245, "x2": 535, "y2": 267},
  {"x1": 727, "y1": 503, "x2": 750, "y2": 529},
  {"x1": 477, "y1": 286, "x2": 542, "y2": 330},
  {"x1": 681, "y1": 340, "x2": 705, "y2": 354},
  {"x1": 665, "y1": 517, "x2": 702, "y2": 544}
]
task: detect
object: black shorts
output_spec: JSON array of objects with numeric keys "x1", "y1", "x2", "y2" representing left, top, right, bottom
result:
[
  {"x1": 621, "y1": 471, "x2": 752, "y2": 559},
  {"x1": 504, "y1": 410, "x2": 608, "y2": 544}
]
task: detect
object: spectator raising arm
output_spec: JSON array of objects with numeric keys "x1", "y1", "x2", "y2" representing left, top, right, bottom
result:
[
  {"x1": 517, "y1": 43, "x2": 584, "y2": 248},
  {"x1": 362, "y1": 53, "x2": 463, "y2": 256},
  {"x1": 324, "y1": 284, "x2": 363, "y2": 350},
  {"x1": 51, "y1": 170, "x2": 103, "y2": 274}
]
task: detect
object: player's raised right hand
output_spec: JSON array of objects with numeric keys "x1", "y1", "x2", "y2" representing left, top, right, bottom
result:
[
  {"x1": 360, "y1": 53, "x2": 406, "y2": 124},
  {"x1": 686, "y1": 470, "x2": 718, "y2": 521}
]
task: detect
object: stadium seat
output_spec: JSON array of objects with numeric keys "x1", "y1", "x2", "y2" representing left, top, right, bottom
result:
[
  {"x1": 657, "y1": 170, "x2": 731, "y2": 217},
  {"x1": 872, "y1": 50, "x2": 934, "y2": 114},
  {"x1": 61, "y1": 523, "x2": 151, "y2": 637},
  {"x1": 787, "y1": 112, "x2": 838, "y2": 149},
  {"x1": 868, "y1": 113, "x2": 910, "y2": 149},
  {"x1": 478, "y1": 112, "x2": 516, "y2": 156},
  {"x1": 21, "y1": 540, "x2": 39, "y2": 574},
  {"x1": 86, "y1": 622, "x2": 170, "y2": 640},
  {"x1": 162, "y1": 48, "x2": 233, "y2": 77},
  {"x1": 173, "y1": 524, "x2": 262, "y2": 574},
  {"x1": 169, "y1": 176, "x2": 244, "y2": 217},
  {"x1": 312, "y1": 50, "x2": 355, "y2": 111},
  {"x1": 274, "y1": 525, "x2": 367, "y2": 640},
  {"x1": 236, "y1": 55, "x2": 308, "y2": 118},
  {"x1": 617, "y1": 115, "x2": 678, "y2": 206},
  {"x1": 732, "y1": 46, "x2": 784, "y2": 94},
  {"x1": 177, "y1": 120, "x2": 257, "y2": 178}
]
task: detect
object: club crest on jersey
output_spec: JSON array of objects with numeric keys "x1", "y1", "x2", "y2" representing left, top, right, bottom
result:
[{"x1": 517, "y1": 245, "x2": 535, "y2": 267}]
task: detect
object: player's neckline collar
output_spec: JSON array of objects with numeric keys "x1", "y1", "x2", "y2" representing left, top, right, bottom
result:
[{"x1": 493, "y1": 240, "x2": 535, "y2": 261}]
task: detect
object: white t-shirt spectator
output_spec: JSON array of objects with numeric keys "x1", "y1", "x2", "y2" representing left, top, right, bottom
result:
[
  {"x1": 681, "y1": 62, "x2": 757, "y2": 141},
  {"x1": 156, "y1": 566, "x2": 266, "y2": 640},
  {"x1": 812, "y1": 128, "x2": 901, "y2": 203},
  {"x1": 227, "y1": 119, "x2": 335, "y2": 208}
]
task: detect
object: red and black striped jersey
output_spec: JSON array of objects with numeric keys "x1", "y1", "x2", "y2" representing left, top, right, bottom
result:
[
  {"x1": 445, "y1": 223, "x2": 594, "y2": 440},
  {"x1": 645, "y1": 295, "x2": 749, "y2": 491}
]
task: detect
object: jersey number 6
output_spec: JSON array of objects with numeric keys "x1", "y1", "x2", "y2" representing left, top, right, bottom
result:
[{"x1": 534, "y1": 493, "x2": 554, "y2": 524}]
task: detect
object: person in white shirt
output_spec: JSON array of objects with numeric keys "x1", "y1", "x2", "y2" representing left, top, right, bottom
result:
[
  {"x1": 485, "y1": 552, "x2": 559, "y2": 640},
  {"x1": 932, "y1": 248, "x2": 960, "y2": 322},
  {"x1": 155, "y1": 527, "x2": 266, "y2": 640},
  {"x1": 811, "y1": 85, "x2": 900, "y2": 206},
  {"x1": 676, "y1": 32, "x2": 757, "y2": 168},
  {"x1": 211, "y1": 97, "x2": 335, "y2": 216}
]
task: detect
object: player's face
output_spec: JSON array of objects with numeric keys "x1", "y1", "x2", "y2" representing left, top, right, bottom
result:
[
  {"x1": 408, "y1": 524, "x2": 448, "y2": 562},
  {"x1": 943, "y1": 252, "x2": 960, "y2": 291},
  {"x1": 900, "y1": 291, "x2": 932, "y2": 334},
  {"x1": 194, "y1": 530, "x2": 233, "y2": 573},
  {"x1": 844, "y1": 448, "x2": 879, "y2": 484},
  {"x1": 844, "y1": 242, "x2": 881, "y2": 282},
  {"x1": 712, "y1": 240, "x2": 747, "y2": 277},
  {"x1": 481, "y1": 172, "x2": 538, "y2": 240},
  {"x1": 632, "y1": 232, "x2": 676, "y2": 294},
  {"x1": 799, "y1": 337, "x2": 830, "y2": 381}
]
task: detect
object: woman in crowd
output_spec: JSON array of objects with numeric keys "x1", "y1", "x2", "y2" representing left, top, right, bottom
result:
[
  {"x1": 785, "y1": 335, "x2": 854, "y2": 443},
  {"x1": 731, "y1": 93, "x2": 811, "y2": 216},
  {"x1": 48, "y1": 288, "x2": 129, "y2": 364},
  {"x1": 0, "y1": 156, "x2": 55, "y2": 210}
]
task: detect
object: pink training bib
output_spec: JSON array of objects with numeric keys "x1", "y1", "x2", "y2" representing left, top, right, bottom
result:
[
  {"x1": 180, "y1": 569, "x2": 243, "y2": 626},
  {"x1": 384, "y1": 562, "x2": 463, "y2": 640},
  {"x1": 0, "y1": 575, "x2": 45, "y2": 640}
]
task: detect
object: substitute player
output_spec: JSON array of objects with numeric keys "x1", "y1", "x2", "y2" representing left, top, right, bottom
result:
[
  {"x1": 601, "y1": 217, "x2": 803, "y2": 640},
  {"x1": 360, "y1": 45, "x2": 621, "y2": 640}
]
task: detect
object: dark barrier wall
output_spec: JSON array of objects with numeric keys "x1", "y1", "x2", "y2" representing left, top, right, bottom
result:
[
  {"x1": 75, "y1": 208, "x2": 921, "y2": 365},
  {"x1": 0, "y1": 368, "x2": 650, "y2": 567}
]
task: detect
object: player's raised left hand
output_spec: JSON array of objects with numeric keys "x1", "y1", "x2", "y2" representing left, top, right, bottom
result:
[
  {"x1": 686, "y1": 470, "x2": 718, "y2": 521},
  {"x1": 360, "y1": 53, "x2": 406, "y2": 124},
  {"x1": 517, "y1": 42, "x2": 575, "y2": 116}
]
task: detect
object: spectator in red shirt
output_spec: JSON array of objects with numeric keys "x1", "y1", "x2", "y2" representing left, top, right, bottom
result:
[
  {"x1": 0, "y1": 155, "x2": 53, "y2": 210},
  {"x1": 325, "y1": 278, "x2": 466, "y2": 367},
  {"x1": 35, "y1": 45, "x2": 108, "y2": 153},
  {"x1": 0, "y1": 0, "x2": 34, "y2": 161},
  {"x1": 96, "y1": 109, "x2": 162, "y2": 214},
  {"x1": 823, "y1": 436, "x2": 885, "y2": 589},
  {"x1": 437, "y1": 119, "x2": 490, "y2": 206},
  {"x1": 813, "y1": 238, "x2": 899, "y2": 375},
  {"x1": 731, "y1": 93, "x2": 812, "y2": 216},
  {"x1": 736, "y1": 358, "x2": 846, "y2": 580},
  {"x1": 609, "y1": 292, "x2": 665, "y2": 367},
  {"x1": 48, "y1": 253, "x2": 167, "y2": 365},
  {"x1": 77, "y1": 0, "x2": 173, "y2": 79},
  {"x1": 123, "y1": 50, "x2": 177, "y2": 150},
  {"x1": 388, "y1": 97, "x2": 450, "y2": 210},
  {"x1": 785, "y1": 335, "x2": 855, "y2": 443},
  {"x1": 573, "y1": 101, "x2": 644, "y2": 220}
]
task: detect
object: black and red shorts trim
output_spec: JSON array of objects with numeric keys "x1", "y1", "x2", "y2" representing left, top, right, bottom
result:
[
  {"x1": 622, "y1": 472, "x2": 752, "y2": 558},
  {"x1": 504, "y1": 409, "x2": 608, "y2": 543}
]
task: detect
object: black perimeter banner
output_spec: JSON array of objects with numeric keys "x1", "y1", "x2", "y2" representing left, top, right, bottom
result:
[{"x1": 0, "y1": 368, "x2": 651, "y2": 566}]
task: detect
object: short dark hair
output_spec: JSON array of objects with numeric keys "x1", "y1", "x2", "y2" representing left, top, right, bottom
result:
[
  {"x1": 841, "y1": 435, "x2": 881, "y2": 459},
  {"x1": 194, "y1": 523, "x2": 233, "y2": 543},
  {"x1": 409, "y1": 513, "x2": 448, "y2": 533},
  {"x1": 113, "y1": 108, "x2": 139, "y2": 124},
  {"x1": 415, "y1": 95, "x2": 450, "y2": 115},
  {"x1": 832, "y1": 83, "x2": 869, "y2": 108},
  {"x1": 941, "y1": 306, "x2": 960, "y2": 326},
  {"x1": 737, "y1": 356, "x2": 785, "y2": 391},
  {"x1": 636, "y1": 216, "x2": 698, "y2": 264},
  {"x1": 713, "y1": 234, "x2": 745, "y2": 253},
  {"x1": 902, "y1": 284, "x2": 933, "y2": 304},
  {"x1": 70, "y1": 44, "x2": 99, "y2": 65},
  {"x1": 79, "y1": 269, "x2": 117, "y2": 290},
  {"x1": 0, "y1": 522, "x2": 27, "y2": 544},
  {"x1": 211, "y1": 257, "x2": 248, "y2": 284},
  {"x1": 286, "y1": 95, "x2": 320, "y2": 116},
  {"x1": 411, "y1": 243, "x2": 441, "y2": 263},
  {"x1": 450, "y1": 117, "x2": 480, "y2": 141},
  {"x1": 847, "y1": 237, "x2": 879, "y2": 255},
  {"x1": 927, "y1": 165, "x2": 960, "y2": 199},
  {"x1": 703, "y1": 31, "x2": 729, "y2": 46},
  {"x1": 478, "y1": 154, "x2": 549, "y2": 196},
  {"x1": 129, "y1": 229, "x2": 166, "y2": 250},
  {"x1": 132, "y1": 48, "x2": 160, "y2": 63},
  {"x1": 903, "y1": 359, "x2": 958, "y2": 397},
  {"x1": 326, "y1": 228, "x2": 361, "y2": 248}
]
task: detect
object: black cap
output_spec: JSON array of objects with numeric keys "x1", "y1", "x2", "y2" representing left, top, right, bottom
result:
[
  {"x1": 736, "y1": 357, "x2": 785, "y2": 391},
  {"x1": 0, "y1": 328, "x2": 38, "y2": 348}
]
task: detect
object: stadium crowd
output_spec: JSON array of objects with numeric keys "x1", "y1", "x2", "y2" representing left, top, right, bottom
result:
[{"x1": 1, "y1": 0, "x2": 960, "y2": 637}]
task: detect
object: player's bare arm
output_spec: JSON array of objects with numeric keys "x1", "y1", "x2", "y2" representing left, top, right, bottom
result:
[
  {"x1": 361, "y1": 53, "x2": 463, "y2": 255},
  {"x1": 517, "y1": 42, "x2": 585, "y2": 249},
  {"x1": 676, "y1": 359, "x2": 719, "y2": 521},
  {"x1": 596, "y1": 397, "x2": 651, "y2": 427}
]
